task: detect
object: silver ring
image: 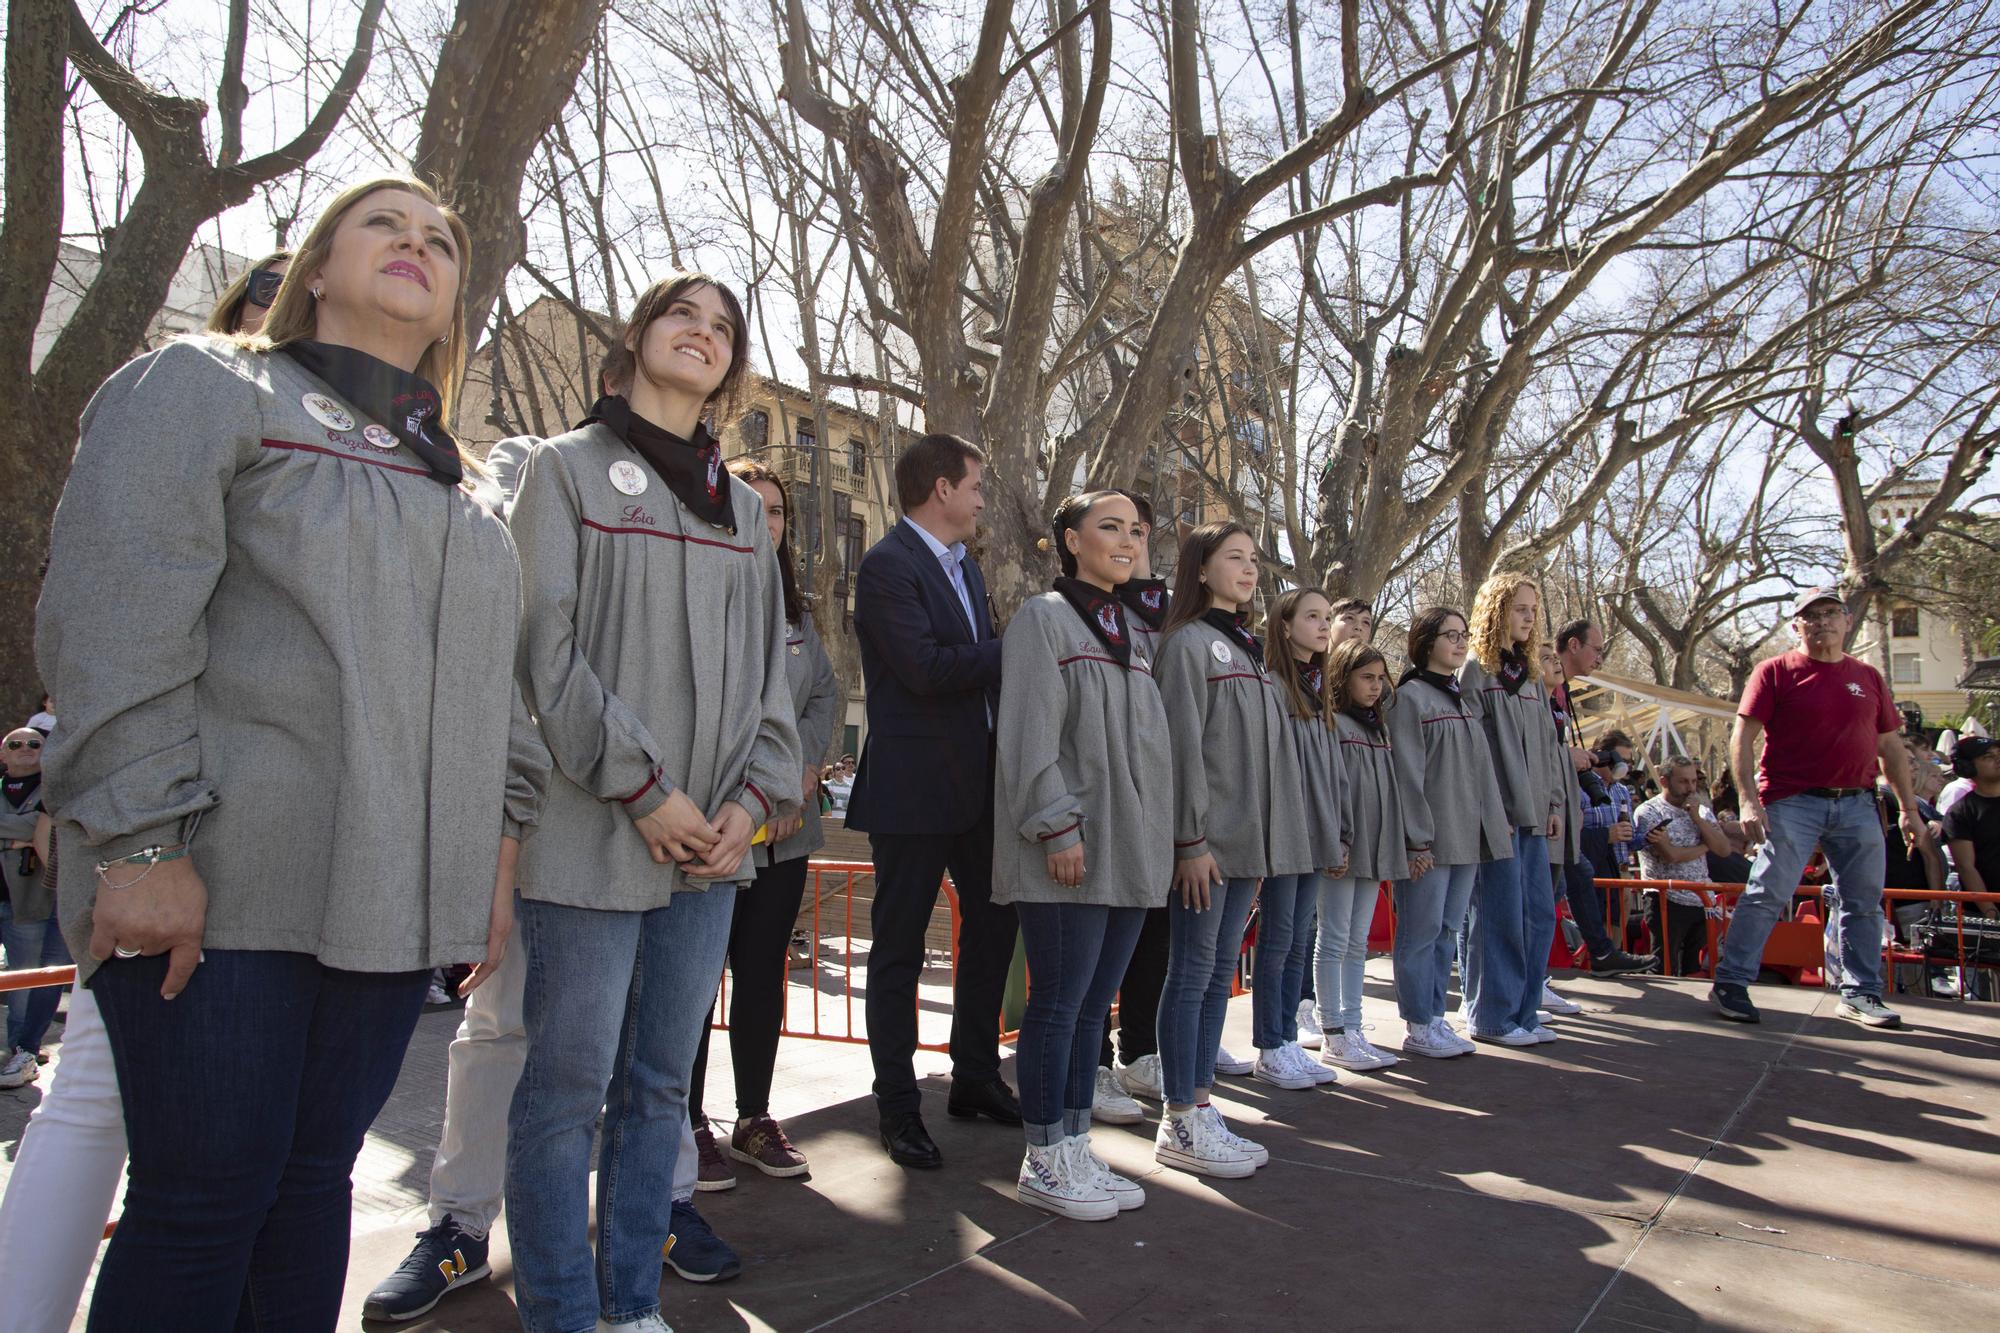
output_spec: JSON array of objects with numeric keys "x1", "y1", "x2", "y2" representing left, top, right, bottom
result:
[{"x1": 114, "y1": 947, "x2": 141, "y2": 959}]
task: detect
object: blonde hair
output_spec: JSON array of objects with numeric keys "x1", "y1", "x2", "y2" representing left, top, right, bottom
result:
[
  {"x1": 238, "y1": 175, "x2": 472, "y2": 423},
  {"x1": 1266, "y1": 587, "x2": 1334, "y2": 725},
  {"x1": 205, "y1": 248, "x2": 292, "y2": 335},
  {"x1": 1469, "y1": 571, "x2": 1541, "y2": 671}
]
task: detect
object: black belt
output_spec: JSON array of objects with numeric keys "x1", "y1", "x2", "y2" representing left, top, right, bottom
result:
[{"x1": 1800, "y1": 786, "x2": 1872, "y2": 799}]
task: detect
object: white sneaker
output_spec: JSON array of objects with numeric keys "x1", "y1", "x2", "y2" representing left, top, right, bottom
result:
[
  {"x1": 596, "y1": 1315, "x2": 673, "y2": 1332},
  {"x1": 1115, "y1": 1053, "x2": 1163, "y2": 1101},
  {"x1": 0, "y1": 1048, "x2": 38, "y2": 1089},
  {"x1": 1199, "y1": 1103, "x2": 1269, "y2": 1167},
  {"x1": 1351, "y1": 1028, "x2": 1400, "y2": 1069},
  {"x1": 1155, "y1": 1109, "x2": 1255, "y2": 1179},
  {"x1": 1431, "y1": 1017, "x2": 1477, "y2": 1054},
  {"x1": 1527, "y1": 1024, "x2": 1559, "y2": 1043},
  {"x1": 1067, "y1": 1134, "x2": 1145, "y2": 1210},
  {"x1": 1091, "y1": 1067, "x2": 1145, "y2": 1125},
  {"x1": 1018, "y1": 1139, "x2": 1118, "y2": 1220},
  {"x1": 1214, "y1": 1044, "x2": 1254, "y2": 1076},
  {"x1": 1289, "y1": 1040, "x2": 1338, "y2": 1084},
  {"x1": 1541, "y1": 982, "x2": 1582, "y2": 1015},
  {"x1": 1253, "y1": 1047, "x2": 1315, "y2": 1090},
  {"x1": 1296, "y1": 1000, "x2": 1325, "y2": 1050},
  {"x1": 1322, "y1": 1030, "x2": 1393, "y2": 1071},
  {"x1": 1472, "y1": 1026, "x2": 1541, "y2": 1047},
  {"x1": 1401, "y1": 1021, "x2": 1463, "y2": 1059}
]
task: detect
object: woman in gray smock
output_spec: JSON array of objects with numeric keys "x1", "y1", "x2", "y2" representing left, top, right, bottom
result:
[
  {"x1": 995, "y1": 493, "x2": 1170, "y2": 1221},
  {"x1": 1315, "y1": 642, "x2": 1420, "y2": 1072},
  {"x1": 1388, "y1": 607, "x2": 1512, "y2": 1059},
  {"x1": 685, "y1": 459, "x2": 843, "y2": 1187},
  {"x1": 36, "y1": 176, "x2": 548, "y2": 1331}
]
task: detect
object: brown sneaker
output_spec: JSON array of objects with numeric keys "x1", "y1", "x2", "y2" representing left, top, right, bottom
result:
[
  {"x1": 693, "y1": 1119, "x2": 737, "y2": 1192},
  {"x1": 728, "y1": 1115, "x2": 810, "y2": 1178}
]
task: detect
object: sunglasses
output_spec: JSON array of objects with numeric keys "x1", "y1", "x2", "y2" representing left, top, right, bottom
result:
[
  {"x1": 246, "y1": 268, "x2": 285, "y2": 309},
  {"x1": 5, "y1": 739, "x2": 39, "y2": 751}
]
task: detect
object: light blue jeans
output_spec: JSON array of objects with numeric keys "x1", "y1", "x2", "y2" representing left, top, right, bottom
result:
[
  {"x1": 1158, "y1": 877, "x2": 1258, "y2": 1105},
  {"x1": 1392, "y1": 862, "x2": 1478, "y2": 1024},
  {"x1": 1312, "y1": 876, "x2": 1379, "y2": 1032},
  {"x1": 1, "y1": 902, "x2": 72, "y2": 1054},
  {"x1": 1250, "y1": 872, "x2": 1320, "y2": 1049},
  {"x1": 505, "y1": 886, "x2": 737, "y2": 1333},
  {"x1": 1715, "y1": 791, "x2": 1886, "y2": 998},
  {"x1": 1465, "y1": 828, "x2": 1552, "y2": 1034}
]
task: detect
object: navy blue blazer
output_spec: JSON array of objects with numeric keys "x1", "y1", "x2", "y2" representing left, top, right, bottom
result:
[{"x1": 844, "y1": 519, "x2": 1002, "y2": 837}]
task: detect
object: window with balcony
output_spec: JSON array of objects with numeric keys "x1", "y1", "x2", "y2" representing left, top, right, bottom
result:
[
  {"x1": 1892, "y1": 653, "x2": 1922, "y2": 685},
  {"x1": 1233, "y1": 415, "x2": 1269, "y2": 456},
  {"x1": 1891, "y1": 605, "x2": 1920, "y2": 638},
  {"x1": 849, "y1": 436, "x2": 867, "y2": 476}
]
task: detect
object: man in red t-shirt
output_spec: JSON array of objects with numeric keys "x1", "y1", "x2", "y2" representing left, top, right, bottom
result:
[{"x1": 1710, "y1": 588, "x2": 1922, "y2": 1027}]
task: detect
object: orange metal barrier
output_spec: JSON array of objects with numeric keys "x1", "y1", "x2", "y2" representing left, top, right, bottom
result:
[{"x1": 0, "y1": 965, "x2": 75, "y2": 994}]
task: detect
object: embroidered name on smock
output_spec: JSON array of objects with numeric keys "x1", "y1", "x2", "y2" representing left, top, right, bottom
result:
[
  {"x1": 581, "y1": 516, "x2": 753, "y2": 553},
  {"x1": 261, "y1": 436, "x2": 428, "y2": 477}
]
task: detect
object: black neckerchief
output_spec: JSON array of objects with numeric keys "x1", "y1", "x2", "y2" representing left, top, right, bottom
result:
[
  {"x1": 1548, "y1": 689, "x2": 1572, "y2": 736},
  {"x1": 1399, "y1": 664, "x2": 1463, "y2": 700},
  {"x1": 1055, "y1": 577, "x2": 1131, "y2": 666},
  {"x1": 1118, "y1": 578, "x2": 1169, "y2": 631},
  {"x1": 1345, "y1": 703, "x2": 1386, "y2": 738},
  {"x1": 580, "y1": 394, "x2": 734, "y2": 533},
  {"x1": 1496, "y1": 647, "x2": 1531, "y2": 696},
  {"x1": 1202, "y1": 607, "x2": 1263, "y2": 669},
  {"x1": 1298, "y1": 652, "x2": 1326, "y2": 713},
  {"x1": 283, "y1": 341, "x2": 463, "y2": 485},
  {"x1": 1, "y1": 773, "x2": 38, "y2": 808}
]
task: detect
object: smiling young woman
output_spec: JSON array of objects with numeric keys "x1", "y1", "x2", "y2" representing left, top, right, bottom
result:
[{"x1": 33, "y1": 173, "x2": 549, "y2": 1331}]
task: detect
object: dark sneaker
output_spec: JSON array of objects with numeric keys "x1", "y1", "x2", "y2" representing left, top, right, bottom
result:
[
  {"x1": 1592, "y1": 950, "x2": 1659, "y2": 977},
  {"x1": 664, "y1": 1199, "x2": 742, "y2": 1283},
  {"x1": 729, "y1": 1114, "x2": 809, "y2": 1178},
  {"x1": 1835, "y1": 994, "x2": 1904, "y2": 1029},
  {"x1": 362, "y1": 1215, "x2": 490, "y2": 1321},
  {"x1": 693, "y1": 1118, "x2": 737, "y2": 1192},
  {"x1": 1710, "y1": 982, "x2": 1759, "y2": 1023}
]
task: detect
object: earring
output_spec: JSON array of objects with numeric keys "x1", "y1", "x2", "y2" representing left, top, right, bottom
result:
[
  {"x1": 311, "y1": 284, "x2": 324, "y2": 301},
  {"x1": 436, "y1": 334, "x2": 449, "y2": 345}
]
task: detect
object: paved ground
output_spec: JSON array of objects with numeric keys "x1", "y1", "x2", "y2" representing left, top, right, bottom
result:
[{"x1": 7, "y1": 965, "x2": 1999, "y2": 1331}]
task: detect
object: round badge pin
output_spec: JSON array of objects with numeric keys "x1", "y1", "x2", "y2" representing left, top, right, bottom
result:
[
  {"x1": 609, "y1": 460, "x2": 648, "y2": 496},
  {"x1": 1210, "y1": 639, "x2": 1232, "y2": 665},
  {"x1": 301, "y1": 393, "x2": 355, "y2": 433},
  {"x1": 361, "y1": 424, "x2": 399, "y2": 452}
]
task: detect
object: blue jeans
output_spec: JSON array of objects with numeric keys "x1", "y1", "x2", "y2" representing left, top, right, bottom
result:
[
  {"x1": 86, "y1": 950, "x2": 428, "y2": 1332},
  {"x1": 1392, "y1": 862, "x2": 1478, "y2": 1024},
  {"x1": 1715, "y1": 792, "x2": 1886, "y2": 997},
  {"x1": 1250, "y1": 873, "x2": 1319, "y2": 1048},
  {"x1": 2, "y1": 902, "x2": 72, "y2": 1053},
  {"x1": 506, "y1": 886, "x2": 736, "y2": 1333},
  {"x1": 1312, "y1": 876, "x2": 1379, "y2": 1031},
  {"x1": 1015, "y1": 902, "x2": 1145, "y2": 1144},
  {"x1": 1158, "y1": 877, "x2": 1258, "y2": 1105},
  {"x1": 1466, "y1": 828, "x2": 1552, "y2": 1034}
]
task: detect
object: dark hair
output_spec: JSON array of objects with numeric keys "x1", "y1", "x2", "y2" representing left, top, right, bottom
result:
[
  {"x1": 1113, "y1": 488, "x2": 1155, "y2": 529},
  {"x1": 1406, "y1": 606, "x2": 1467, "y2": 674},
  {"x1": 1050, "y1": 490, "x2": 1133, "y2": 579},
  {"x1": 1268, "y1": 588, "x2": 1334, "y2": 724},
  {"x1": 894, "y1": 433, "x2": 984, "y2": 512},
  {"x1": 1555, "y1": 618, "x2": 1596, "y2": 653},
  {"x1": 1599, "y1": 728, "x2": 1634, "y2": 751},
  {"x1": 727, "y1": 458, "x2": 806, "y2": 623},
  {"x1": 205, "y1": 249, "x2": 293, "y2": 335},
  {"x1": 603, "y1": 272, "x2": 751, "y2": 423},
  {"x1": 1328, "y1": 639, "x2": 1391, "y2": 712},
  {"x1": 1329, "y1": 596, "x2": 1372, "y2": 620},
  {"x1": 1160, "y1": 520, "x2": 1255, "y2": 639}
]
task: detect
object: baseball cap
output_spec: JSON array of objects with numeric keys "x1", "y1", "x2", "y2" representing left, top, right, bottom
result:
[{"x1": 1790, "y1": 587, "x2": 1845, "y2": 618}]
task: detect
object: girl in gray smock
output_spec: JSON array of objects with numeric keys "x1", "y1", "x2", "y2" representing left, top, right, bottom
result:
[
  {"x1": 1246, "y1": 588, "x2": 1345, "y2": 1092},
  {"x1": 995, "y1": 493, "x2": 1170, "y2": 1221},
  {"x1": 1388, "y1": 607, "x2": 1511, "y2": 1059},
  {"x1": 1458, "y1": 572, "x2": 1567, "y2": 1047},
  {"x1": 1150, "y1": 521, "x2": 1311, "y2": 1180},
  {"x1": 687, "y1": 459, "x2": 843, "y2": 1184},
  {"x1": 1316, "y1": 642, "x2": 1416, "y2": 1072}
]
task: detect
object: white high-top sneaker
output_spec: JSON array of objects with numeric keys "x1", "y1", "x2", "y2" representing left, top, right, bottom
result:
[
  {"x1": 1115, "y1": 1053, "x2": 1163, "y2": 1101},
  {"x1": 1432, "y1": 1017, "x2": 1477, "y2": 1054},
  {"x1": 1253, "y1": 1046, "x2": 1315, "y2": 1090},
  {"x1": 1199, "y1": 1103, "x2": 1269, "y2": 1168},
  {"x1": 1018, "y1": 1138, "x2": 1119, "y2": 1221},
  {"x1": 1154, "y1": 1108, "x2": 1255, "y2": 1179},
  {"x1": 1296, "y1": 999, "x2": 1325, "y2": 1050},
  {"x1": 1541, "y1": 981, "x2": 1583, "y2": 1015},
  {"x1": 1091, "y1": 1066, "x2": 1146, "y2": 1124},
  {"x1": 1214, "y1": 1044, "x2": 1254, "y2": 1076},
  {"x1": 1401, "y1": 1020, "x2": 1461, "y2": 1059},
  {"x1": 1288, "y1": 1040, "x2": 1339, "y2": 1084},
  {"x1": 1067, "y1": 1134, "x2": 1146, "y2": 1210}
]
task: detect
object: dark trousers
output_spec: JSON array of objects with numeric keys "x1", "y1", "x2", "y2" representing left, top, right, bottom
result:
[
  {"x1": 88, "y1": 950, "x2": 428, "y2": 1333},
  {"x1": 1561, "y1": 856, "x2": 1618, "y2": 961},
  {"x1": 691, "y1": 855, "x2": 811, "y2": 1123},
  {"x1": 1652, "y1": 895, "x2": 1709, "y2": 976},
  {"x1": 1100, "y1": 905, "x2": 1170, "y2": 1066},
  {"x1": 866, "y1": 811, "x2": 1016, "y2": 1114}
]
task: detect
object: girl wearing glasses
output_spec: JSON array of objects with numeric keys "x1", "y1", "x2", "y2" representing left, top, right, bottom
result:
[{"x1": 203, "y1": 250, "x2": 292, "y2": 339}]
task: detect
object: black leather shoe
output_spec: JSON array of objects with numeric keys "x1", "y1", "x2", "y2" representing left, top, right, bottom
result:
[
  {"x1": 878, "y1": 1111, "x2": 943, "y2": 1168},
  {"x1": 946, "y1": 1078, "x2": 1023, "y2": 1125}
]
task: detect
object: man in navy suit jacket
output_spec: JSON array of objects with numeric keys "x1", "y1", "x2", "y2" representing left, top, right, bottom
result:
[{"x1": 846, "y1": 434, "x2": 1019, "y2": 1167}]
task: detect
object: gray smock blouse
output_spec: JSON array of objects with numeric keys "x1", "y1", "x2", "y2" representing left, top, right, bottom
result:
[
  {"x1": 1389, "y1": 676, "x2": 1512, "y2": 868},
  {"x1": 1332, "y1": 710, "x2": 1410, "y2": 884},
  {"x1": 1458, "y1": 655, "x2": 1566, "y2": 832},
  {"x1": 508, "y1": 422, "x2": 801, "y2": 907},
  {"x1": 762, "y1": 611, "x2": 842, "y2": 865},
  {"x1": 1283, "y1": 698, "x2": 1347, "y2": 873},
  {"x1": 993, "y1": 593, "x2": 1172, "y2": 908},
  {"x1": 1153, "y1": 620, "x2": 1313, "y2": 881},
  {"x1": 37, "y1": 339, "x2": 550, "y2": 983}
]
